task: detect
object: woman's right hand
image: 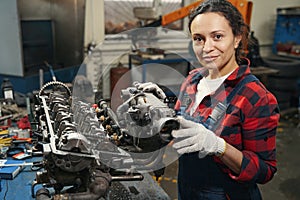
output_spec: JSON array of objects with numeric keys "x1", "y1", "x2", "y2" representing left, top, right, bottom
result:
[{"x1": 134, "y1": 81, "x2": 167, "y2": 100}]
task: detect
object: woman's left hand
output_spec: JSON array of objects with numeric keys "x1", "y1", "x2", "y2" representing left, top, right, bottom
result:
[{"x1": 172, "y1": 117, "x2": 226, "y2": 158}]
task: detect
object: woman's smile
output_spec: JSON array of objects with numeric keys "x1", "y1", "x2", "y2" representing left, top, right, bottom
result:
[{"x1": 202, "y1": 55, "x2": 219, "y2": 62}]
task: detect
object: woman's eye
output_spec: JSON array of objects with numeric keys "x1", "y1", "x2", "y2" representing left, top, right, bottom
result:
[
  {"x1": 193, "y1": 36, "x2": 202, "y2": 41},
  {"x1": 193, "y1": 36, "x2": 204, "y2": 44},
  {"x1": 214, "y1": 34, "x2": 222, "y2": 40}
]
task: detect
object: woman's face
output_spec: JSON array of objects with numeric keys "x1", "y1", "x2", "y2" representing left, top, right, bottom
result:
[{"x1": 191, "y1": 12, "x2": 241, "y2": 77}]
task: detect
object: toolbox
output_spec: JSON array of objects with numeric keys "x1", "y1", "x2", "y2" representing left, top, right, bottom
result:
[{"x1": 273, "y1": 6, "x2": 300, "y2": 58}]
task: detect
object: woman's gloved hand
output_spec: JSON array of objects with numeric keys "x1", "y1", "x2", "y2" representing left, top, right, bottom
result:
[
  {"x1": 134, "y1": 81, "x2": 167, "y2": 100},
  {"x1": 171, "y1": 117, "x2": 226, "y2": 158}
]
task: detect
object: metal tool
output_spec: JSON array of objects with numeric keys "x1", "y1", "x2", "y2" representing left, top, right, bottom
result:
[
  {"x1": 44, "y1": 61, "x2": 56, "y2": 81},
  {"x1": 0, "y1": 162, "x2": 34, "y2": 167},
  {"x1": 0, "y1": 114, "x2": 13, "y2": 122}
]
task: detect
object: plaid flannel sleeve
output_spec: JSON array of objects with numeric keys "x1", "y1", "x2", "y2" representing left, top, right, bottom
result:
[{"x1": 227, "y1": 81, "x2": 280, "y2": 184}]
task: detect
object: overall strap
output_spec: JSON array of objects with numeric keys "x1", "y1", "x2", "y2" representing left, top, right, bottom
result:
[
  {"x1": 205, "y1": 74, "x2": 259, "y2": 131},
  {"x1": 179, "y1": 74, "x2": 259, "y2": 131},
  {"x1": 226, "y1": 74, "x2": 258, "y2": 103}
]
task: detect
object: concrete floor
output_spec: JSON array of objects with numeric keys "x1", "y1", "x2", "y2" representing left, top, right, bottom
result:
[{"x1": 157, "y1": 108, "x2": 300, "y2": 200}]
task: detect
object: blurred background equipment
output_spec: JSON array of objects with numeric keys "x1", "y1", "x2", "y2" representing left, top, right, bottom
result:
[
  {"x1": 133, "y1": 0, "x2": 252, "y2": 29},
  {"x1": 263, "y1": 6, "x2": 300, "y2": 112},
  {"x1": 1, "y1": 79, "x2": 14, "y2": 101},
  {"x1": 272, "y1": 7, "x2": 300, "y2": 57},
  {"x1": 247, "y1": 31, "x2": 265, "y2": 67}
]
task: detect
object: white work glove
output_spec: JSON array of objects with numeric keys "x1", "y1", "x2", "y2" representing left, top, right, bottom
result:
[
  {"x1": 172, "y1": 117, "x2": 226, "y2": 158},
  {"x1": 134, "y1": 81, "x2": 167, "y2": 100}
]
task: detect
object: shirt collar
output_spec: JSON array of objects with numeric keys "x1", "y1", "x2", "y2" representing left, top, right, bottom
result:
[
  {"x1": 226, "y1": 58, "x2": 251, "y2": 82},
  {"x1": 188, "y1": 58, "x2": 251, "y2": 85}
]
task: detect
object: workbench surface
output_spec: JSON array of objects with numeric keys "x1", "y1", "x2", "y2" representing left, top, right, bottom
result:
[{"x1": 0, "y1": 157, "x2": 170, "y2": 200}]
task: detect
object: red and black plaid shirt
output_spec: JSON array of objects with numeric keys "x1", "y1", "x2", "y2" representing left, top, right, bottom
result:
[{"x1": 174, "y1": 62, "x2": 280, "y2": 184}]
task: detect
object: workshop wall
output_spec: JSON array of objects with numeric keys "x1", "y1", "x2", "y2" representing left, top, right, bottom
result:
[
  {"x1": 0, "y1": 0, "x2": 23, "y2": 76},
  {"x1": 17, "y1": 0, "x2": 85, "y2": 76},
  {"x1": 0, "y1": 0, "x2": 86, "y2": 94}
]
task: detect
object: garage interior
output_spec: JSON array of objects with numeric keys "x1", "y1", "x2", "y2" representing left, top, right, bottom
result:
[{"x1": 0, "y1": 0, "x2": 299, "y2": 200}]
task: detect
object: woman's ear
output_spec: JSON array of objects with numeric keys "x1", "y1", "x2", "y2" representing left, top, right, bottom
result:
[{"x1": 234, "y1": 35, "x2": 242, "y2": 49}]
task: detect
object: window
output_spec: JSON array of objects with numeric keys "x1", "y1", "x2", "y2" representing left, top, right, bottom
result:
[{"x1": 104, "y1": 0, "x2": 184, "y2": 34}]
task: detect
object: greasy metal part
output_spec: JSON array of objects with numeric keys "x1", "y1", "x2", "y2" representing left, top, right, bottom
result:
[
  {"x1": 35, "y1": 171, "x2": 112, "y2": 200},
  {"x1": 111, "y1": 174, "x2": 144, "y2": 182},
  {"x1": 51, "y1": 170, "x2": 111, "y2": 200},
  {"x1": 38, "y1": 81, "x2": 71, "y2": 97},
  {"x1": 117, "y1": 87, "x2": 179, "y2": 152},
  {"x1": 39, "y1": 96, "x2": 94, "y2": 159},
  {"x1": 35, "y1": 188, "x2": 51, "y2": 200},
  {"x1": 32, "y1": 83, "x2": 154, "y2": 199},
  {"x1": 31, "y1": 78, "x2": 181, "y2": 199},
  {"x1": 32, "y1": 93, "x2": 101, "y2": 198}
]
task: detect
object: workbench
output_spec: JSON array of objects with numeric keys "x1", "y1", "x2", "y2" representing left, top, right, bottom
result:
[
  {"x1": 0, "y1": 156, "x2": 170, "y2": 200},
  {"x1": 0, "y1": 157, "x2": 42, "y2": 200}
]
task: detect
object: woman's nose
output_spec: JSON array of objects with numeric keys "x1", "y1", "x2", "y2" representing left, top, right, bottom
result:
[{"x1": 203, "y1": 39, "x2": 214, "y2": 52}]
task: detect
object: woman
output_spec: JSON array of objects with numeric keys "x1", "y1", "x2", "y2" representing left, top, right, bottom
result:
[{"x1": 169, "y1": 0, "x2": 280, "y2": 199}]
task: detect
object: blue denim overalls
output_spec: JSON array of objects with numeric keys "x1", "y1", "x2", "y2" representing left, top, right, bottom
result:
[{"x1": 177, "y1": 74, "x2": 262, "y2": 200}]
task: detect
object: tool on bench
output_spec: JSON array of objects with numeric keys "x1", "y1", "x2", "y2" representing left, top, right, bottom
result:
[
  {"x1": 0, "y1": 114, "x2": 13, "y2": 123},
  {"x1": 0, "y1": 160, "x2": 43, "y2": 171}
]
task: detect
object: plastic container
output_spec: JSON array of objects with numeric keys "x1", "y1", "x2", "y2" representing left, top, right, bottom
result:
[{"x1": 1, "y1": 78, "x2": 14, "y2": 100}]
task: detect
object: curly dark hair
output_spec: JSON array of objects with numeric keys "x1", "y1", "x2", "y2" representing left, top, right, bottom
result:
[{"x1": 188, "y1": 0, "x2": 249, "y2": 64}]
